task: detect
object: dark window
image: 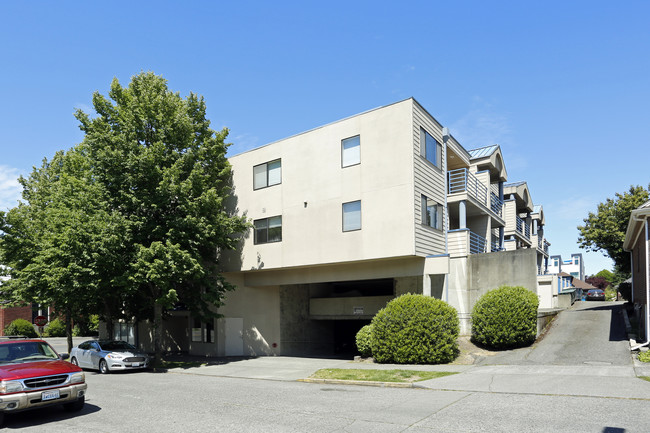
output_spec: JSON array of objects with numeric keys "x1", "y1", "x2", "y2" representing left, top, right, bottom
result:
[
  {"x1": 420, "y1": 128, "x2": 442, "y2": 168},
  {"x1": 254, "y1": 216, "x2": 282, "y2": 244},
  {"x1": 253, "y1": 159, "x2": 281, "y2": 189}
]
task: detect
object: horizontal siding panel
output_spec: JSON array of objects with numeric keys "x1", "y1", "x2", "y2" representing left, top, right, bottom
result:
[{"x1": 413, "y1": 103, "x2": 447, "y2": 257}]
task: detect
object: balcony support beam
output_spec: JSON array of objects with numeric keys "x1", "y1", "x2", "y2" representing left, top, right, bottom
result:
[{"x1": 459, "y1": 200, "x2": 466, "y2": 229}]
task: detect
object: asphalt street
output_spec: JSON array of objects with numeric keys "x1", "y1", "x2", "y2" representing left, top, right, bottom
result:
[{"x1": 8, "y1": 300, "x2": 650, "y2": 432}]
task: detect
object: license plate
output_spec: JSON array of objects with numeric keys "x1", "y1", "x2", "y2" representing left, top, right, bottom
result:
[
  {"x1": 41, "y1": 389, "x2": 60, "y2": 401},
  {"x1": 132, "y1": 363, "x2": 140, "y2": 367}
]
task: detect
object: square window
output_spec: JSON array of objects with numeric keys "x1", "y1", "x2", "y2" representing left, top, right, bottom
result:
[
  {"x1": 342, "y1": 200, "x2": 361, "y2": 232},
  {"x1": 342, "y1": 135, "x2": 360, "y2": 167},
  {"x1": 421, "y1": 195, "x2": 442, "y2": 230},
  {"x1": 254, "y1": 216, "x2": 282, "y2": 244},
  {"x1": 253, "y1": 159, "x2": 282, "y2": 189},
  {"x1": 420, "y1": 129, "x2": 442, "y2": 168}
]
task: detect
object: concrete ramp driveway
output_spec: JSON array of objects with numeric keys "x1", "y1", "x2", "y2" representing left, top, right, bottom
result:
[{"x1": 418, "y1": 300, "x2": 650, "y2": 399}]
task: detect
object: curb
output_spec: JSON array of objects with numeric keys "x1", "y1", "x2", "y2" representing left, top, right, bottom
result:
[{"x1": 298, "y1": 378, "x2": 415, "y2": 388}]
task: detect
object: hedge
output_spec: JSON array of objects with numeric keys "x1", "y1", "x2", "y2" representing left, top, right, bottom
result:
[
  {"x1": 371, "y1": 294, "x2": 459, "y2": 364},
  {"x1": 471, "y1": 285, "x2": 539, "y2": 349}
]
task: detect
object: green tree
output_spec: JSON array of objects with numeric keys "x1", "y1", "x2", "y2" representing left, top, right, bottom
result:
[
  {"x1": 578, "y1": 185, "x2": 650, "y2": 275},
  {"x1": 75, "y1": 71, "x2": 249, "y2": 363},
  {"x1": 0, "y1": 148, "x2": 127, "y2": 352},
  {"x1": 594, "y1": 269, "x2": 615, "y2": 284}
]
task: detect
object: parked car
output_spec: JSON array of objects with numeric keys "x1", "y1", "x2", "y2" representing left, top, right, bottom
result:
[
  {"x1": 0, "y1": 337, "x2": 86, "y2": 426},
  {"x1": 586, "y1": 289, "x2": 606, "y2": 301},
  {"x1": 70, "y1": 340, "x2": 150, "y2": 374}
]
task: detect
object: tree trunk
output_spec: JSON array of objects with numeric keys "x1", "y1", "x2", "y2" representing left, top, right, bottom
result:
[
  {"x1": 154, "y1": 301, "x2": 163, "y2": 366},
  {"x1": 65, "y1": 308, "x2": 73, "y2": 354},
  {"x1": 103, "y1": 300, "x2": 114, "y2": 340}
]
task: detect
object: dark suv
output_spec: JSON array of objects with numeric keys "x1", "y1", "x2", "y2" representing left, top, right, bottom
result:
[{"x1": 0, "y1": 337, "x2": 87, "y2": 425}]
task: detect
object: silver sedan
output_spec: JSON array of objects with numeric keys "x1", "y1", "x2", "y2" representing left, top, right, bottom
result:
[{"x1": 70, "y1": 340, "x2": 150, "y2": 374}]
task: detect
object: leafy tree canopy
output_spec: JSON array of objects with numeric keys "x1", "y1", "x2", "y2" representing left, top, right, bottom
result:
[
  {"x1": 1, "y1": 72, "x2": 249, "y2": 359},
  {"x1": 578, "y1": 185, "x2": 650, "y2": 275},
  {"x1": 594, "y1": 269, "x2": 615, "y2": 283},
  {"x1": 74, "y1": 71, "x2": 249, "y2": 361},
  {"x1": 585, "y1": 276, "x2": 609, "y2": 291},
  {"x1": 0, "y1": 147, "x2": 127, "y2": 351}
]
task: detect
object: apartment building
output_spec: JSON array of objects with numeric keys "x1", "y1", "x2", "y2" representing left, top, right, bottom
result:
[
  {"x1": 140, "y1": 98, "x2": 551, "y2": 357},
  {"x1": 547, "y1": 253, "x2": 585, "y2": 280}
]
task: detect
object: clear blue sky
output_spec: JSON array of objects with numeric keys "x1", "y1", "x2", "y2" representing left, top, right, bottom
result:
[{"x1": 1, "y1": 1, "x2": 648, "y2": 276}]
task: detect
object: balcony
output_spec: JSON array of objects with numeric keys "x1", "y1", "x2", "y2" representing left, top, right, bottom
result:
[
  {"x1": 448, "y1": 229, "x2": 488, "y2": 257},
  {"x1": 448, "y1": 169, "x2": 488, "y2": 206},
  {"x1": 490, "y1": 192, "x2": 503, "y2": 217},
  {"x1": 448, "y1": 169, "x2": 504, "y2": 222},
  {"x1": 516, "y1": 216, "x2": 530, "y2": 240}
]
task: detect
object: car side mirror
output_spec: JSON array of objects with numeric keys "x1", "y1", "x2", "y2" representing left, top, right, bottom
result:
[{"x1": 60, "y1": 353, "x2": 70, "y2": 360}]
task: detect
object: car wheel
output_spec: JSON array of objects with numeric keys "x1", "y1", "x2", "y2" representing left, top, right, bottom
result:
[
  {"x1": 99, "y1": 359, "x2": 109, "y2": 374},
  {"x1": 63, "y1": 396, "x2": 85, "y2": 412},
  {"x1": 70, "y1": 357, "x2": 78, "y2": 367}
]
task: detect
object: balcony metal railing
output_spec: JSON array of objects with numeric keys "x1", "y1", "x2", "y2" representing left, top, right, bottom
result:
[
  {"x1": 544, "y1": 240, "x2": 550, "y2": 254},
  {"x1": 448, "y1": 169, "x2": 488, "y2": 206},
  {"x1": 448, "y1": 169, "x2": 504, "y2": 218},
  {"x1": 516, "y1": 216, "x2": 530, "y2": 240},
  {"x1": 491, "y1": 239, "x2": 501, "y2": 252},
  {"x1": 469, "y1": 231, "x2": 487, "y2": 254},
  {"x1": 490, "y1": 192, "x2": 503, "y2": 217}
]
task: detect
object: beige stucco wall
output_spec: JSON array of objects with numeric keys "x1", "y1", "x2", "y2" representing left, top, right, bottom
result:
[
  {"x1": 226, "y1": 99, "x2": 420, "y2": 272},
  {"x1": 216, "y1": 274, "x2": 281, "y2": 356}
]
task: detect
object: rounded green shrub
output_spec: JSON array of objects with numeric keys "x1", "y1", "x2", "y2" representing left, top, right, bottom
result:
[
  {"x1": 4, "y1": 318, "x2": 38, "y2": 338},
  {"x1": 370, "y1": 294, "x2": 459, "y2": 364},
  {"x1": 355, "y1": 324, "x2": 373, "y2": 357},
  {"x1": 44, "y1": 318, "x2": 66, "y2": 337},
  {"x1": 471, "y1": 285, "x2": 539, "y2": 349}
]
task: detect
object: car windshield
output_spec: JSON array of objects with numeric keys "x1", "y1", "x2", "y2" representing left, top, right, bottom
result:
[
  {"x1": 0, "y1": 341, "x2": 59, "y2": 363},
  {"x1": 100, "y1": 341, "x2": 137, "y2": 351}
]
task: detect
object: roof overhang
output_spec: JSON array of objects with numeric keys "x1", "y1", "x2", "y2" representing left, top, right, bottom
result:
[
  {"x1": 469, "y1": 145, "x2": 508, "y2": 182},
  {"x1": 623, "y1": 201, "x2": 650, "y2": 251},
  {"x1": 504, "y1": 182, "x2": 534, "y2": 212}
]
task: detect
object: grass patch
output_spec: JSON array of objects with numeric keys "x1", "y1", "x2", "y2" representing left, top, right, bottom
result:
[
  {"x1": 639, "y1": 376, "x2": 650, "y2": 382},
  {"x1": 638, "y1": 351, "x2": 650, "y2": 363},
  {"x1": 310, "y1": 368, "x2": 458, "y2": 383}
]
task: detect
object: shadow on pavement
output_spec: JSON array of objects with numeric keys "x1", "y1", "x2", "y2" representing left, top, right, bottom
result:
[{"x1": 4, "y1": 402, "x2": 100, "y2": 430}]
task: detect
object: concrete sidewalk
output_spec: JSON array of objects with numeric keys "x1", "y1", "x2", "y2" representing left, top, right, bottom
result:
[
  {"x1": 165, "y1": 355, "x2": 473, "y2": 382},
  {"x1": 165, "y1": 355, "x2": 650, "y2": 399},
  {"x1": 417, "y1": 363, "x2": 650, "y2": 399}
]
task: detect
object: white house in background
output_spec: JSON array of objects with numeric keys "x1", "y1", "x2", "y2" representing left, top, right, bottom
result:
[
  {"x1": 125, "y1": 98, "x2": 555, "y2": 357},
  {"x1": 548, "y1": 253, "x2": 585, "y2": 280}
]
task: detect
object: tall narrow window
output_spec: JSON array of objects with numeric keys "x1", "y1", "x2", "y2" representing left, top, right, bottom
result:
[
  {"x1": 342, "y1": 135, "x2": 360, "y2": 167},
  {"x1": 420, "y1": 129, "x2": 442, "y2": 168},
  {"x1": 253, "y1": 159, "x2": 282, "y2": 189},
  {"x1": 342, "y1": 200, "x2": 361, "y2": 231},
  {"x1": 421, "y1": 195, "x2": 442, "y2": 230},
  {"x1": 254, "y1": 216, "x2": 282, "y2": 244}
]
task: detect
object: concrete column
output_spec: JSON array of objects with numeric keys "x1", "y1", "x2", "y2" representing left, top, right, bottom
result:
[{"x1": 459, "y1": 200, "x2": 466, "y2": 229}]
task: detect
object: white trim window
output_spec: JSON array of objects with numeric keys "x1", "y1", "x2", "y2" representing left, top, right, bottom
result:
[
  {"x1": 253, "y1": 159, "x2": 282, "y2": 190},
  {"x1": 342, "y1": 200, "x2": 361, "y2": 232},
  {"x1": 342, "y1": 135, "x2": 360, "y2": 167},
  {"x1": 421, "y1": 195, "x2": 442, "y2": 230},
  {"x1": 254, "y1": 216, "x2": 282, "y2": 244},
  {"x1": 191, "y1": 318, "x2": 215, "y2": 343},
  {"x1": 420, "y1": 128, "x2": 442, "y2": 168}
]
